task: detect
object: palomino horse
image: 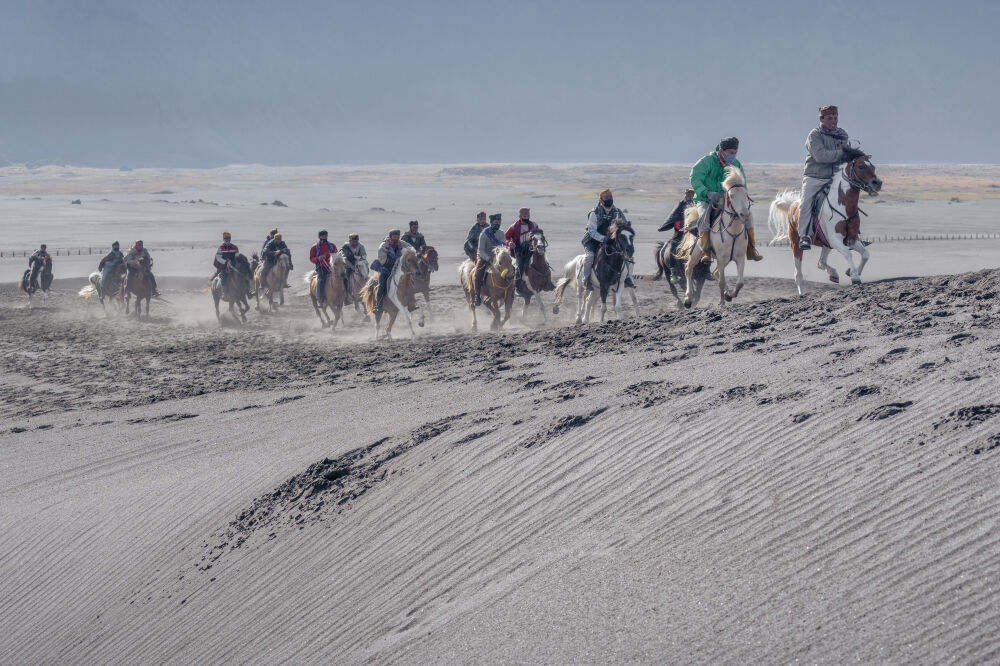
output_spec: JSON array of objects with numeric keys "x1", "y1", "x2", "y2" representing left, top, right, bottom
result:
[
  {"x1": 517, "y1": 231, "x2": 556, "y2": 324},
  {"x1": 653, "y1": 237, "x2": 709, "y2": 309},
  {"x1": 254, "y1": 251, "x2": 291, "y2": 312},
  {"x1": 767, "y1": 153, "x2": 883, "y2": 296},
  {"x1": 20, "y1": 256, "x2": 53, "y2": 306},
  {"x1": 124, "y1": 256, "x2": 153, "y2": 319},
  {"x1": 359, "y1": 248, "x2": 424, "y2": 340},
  {"x1": 459, "y1": 246, "x2": 516, "y2": 332},
  {"x1": 411, "y1": 246, "x2": 439, "y2": 318},
  {"x1": 347, "y1": 260, "x2": 370, "y2": 317},
  {"x1": 305, "y1": 254, "x2": 348, "y2": 329},
  {"x1": 553, "y1": 220, "x2": 636, "y2": 324},
  {"x1": 80, "y1": 264, "x2": 126, "y2": 314},
  {"x1": 675, "y1": 166, "x2": 751, "y2": 308},
  {"x1": 212, "y1": 253, "x2": 253, "y2": 324}
]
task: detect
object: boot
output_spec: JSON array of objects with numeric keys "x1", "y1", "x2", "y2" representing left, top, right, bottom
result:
[
  {"x1": 699, "y1": 232, "x2": 713, "y2": 264},
  {"x1": 343, "y1": 277, "x2": 352, "y2": 305},
  {"x1": 746, "y1": 229, "x2": 763, "y2": 261}
]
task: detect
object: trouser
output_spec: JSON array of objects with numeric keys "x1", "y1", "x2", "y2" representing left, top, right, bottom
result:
[
  {"x1": 474, "y1": 258, "x2": 489, "y2": 295},
  {"x1": 513, "y1": 245, "x2": 530, "y2": 280},
  {"x1": 464, "y1": 241, "x2": 476, "y2": 262},
  {"x1": 582, "y1": 247, "x2": 597, "y2": 288},
  {"x1": 316, "y1": 264, "x2": 330, "y2": 302},
  {"x1": 101, "y1": 265, "x2": 116, "y2": 291},
  {"x1": 375, "y1": 271, "x2": 390, "y2": 311},
  {"x1": 29, "y1": 265, "x2": 41, "y2": 289},
  {"x1": 799, "y1": 176, "x2": 830, "y2": 240}
]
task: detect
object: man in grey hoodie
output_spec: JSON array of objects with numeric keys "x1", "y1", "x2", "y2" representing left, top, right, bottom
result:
[{"x1": 799, "y1": 105, "x2": 859, "y2": 250}]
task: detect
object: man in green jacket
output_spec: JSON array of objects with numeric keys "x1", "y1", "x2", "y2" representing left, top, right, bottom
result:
[{"x1": 689, "y1": 136, "x2": 763, "y2": 262}]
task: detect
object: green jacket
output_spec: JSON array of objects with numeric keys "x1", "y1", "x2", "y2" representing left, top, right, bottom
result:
[{"x1": 689, "y1": 145, "x2": 746, "y2": 203}]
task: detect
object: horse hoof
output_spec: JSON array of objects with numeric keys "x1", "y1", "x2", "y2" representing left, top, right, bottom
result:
[
  {"x1": 851, "y1": 278, "x2": 862, "y2": 285},
  {"x1": 418, "y1": 321, "x2": 425, "y2": 328},
  {"x1": 683, "y1": 299, "x2": 691, "y2": 309},
  {"x1": 552, "y1": 305, "x2": 560, "y2": 314},
  {"x1": 724, "y1": 292, "x2": 732, "y2": 302},
  {"x1": 829, "y1": 274, "x2": 840, "y2": 284}
]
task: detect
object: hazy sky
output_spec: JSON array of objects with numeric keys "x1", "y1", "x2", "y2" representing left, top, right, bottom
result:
[{"x1": 0, "y1": 0, "x2": 995, "y2": 167}]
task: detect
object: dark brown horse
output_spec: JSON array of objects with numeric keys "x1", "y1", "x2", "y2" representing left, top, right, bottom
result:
[
  {"x1": 124, "y1": 256, "x2": 153, "y2": 319},
  {"x1": 20, "y1": 255, "x2": 53, "y2": 306},
  {"x1": 516, "y1": 231, "x2": 556, "y2": 324},
  {"x1": 212, "y1": 254, "x2": 253, "y2": 324}
]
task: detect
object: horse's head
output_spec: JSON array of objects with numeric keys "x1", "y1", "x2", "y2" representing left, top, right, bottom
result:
[
  {"x1": 846, "y1": 154, "x2": 882, "y2": 196},
  {"x1": 420, "y1": 246, "x2": 439, "y2": 272},
  {"x1": 609, "y1": 220, "x2": 635, "y2": 258},
  {"x1": 722, "y1": 165, "x2": 752, "y2": 223},
  {"x1": 492, "y1": 246, "x2": 514, "y2": 280},
  {"x1": 331, "y1": 252, "x2": 346, "y2": 278},
  {"x1": 400, "y1": 248, "x2": 420, "y2": 275},
  {"x1": 530, "y1": 231, "x2": 547, "y2": 255}
]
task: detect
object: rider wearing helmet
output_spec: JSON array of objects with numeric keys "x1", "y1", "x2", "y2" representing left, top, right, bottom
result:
[
  {"x1": 799, "y1": 105, "x2": 862, "y2": 250},
  {"x1": 28, "y1": 244, "x2": 51, "y2": 291},
  {"x1": 689, "y1": 137, "x2": 763, "y2": 263},
  {"x1": 260, "y1": 232, "x2": 292, "y2": 288},
  {"x1": 582, "y1": 190, "x2": 629, "y2": 291},
  {"x1": 125, "y1": 240, "x2": 160, "y2": 297},
  {"x1": 98, "y1": 241, "x2": 125, "y2": 291},
  {"x1": 309, "y1": 230, "x2": 347, "y2": 304},
  {"x1": 213, "y1": 232, "x2": 240, "y2": 286},
  {"x1": 474, "y1": 214, "x2": 504, "y2": 306},
  {"x1": 505, "y1": 207, "x2": 539, "y2": 291},
  {"x1": 464, "y1": 211, "x2": 488, "y2": 261},
  {"x1": 372, "y1": 229, "x2": 415, "y2": 315}
]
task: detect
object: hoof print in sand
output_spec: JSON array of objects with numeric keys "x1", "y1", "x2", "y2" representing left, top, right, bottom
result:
[
  {"x1": 522, "y1": 407, "x2": 608, "y2": 449},
  {"x1": 857, "y1": 401, "x2": 913, "y2": 421},
  {"x1": 933, "y1": 404, "x2": 1000, "y2": 431},
  {"x1": 947, "y1": 333, "x2": 975, "y2": 346},
  {"x1": 847, "y1": 385, "x2": 881, "y2": 399},
  {"x1": 791, "y1": 412, "x2": 813, "y2": 424},
  {"x1": 878, "y1": 347, "x2": 909, "y2": 364}
]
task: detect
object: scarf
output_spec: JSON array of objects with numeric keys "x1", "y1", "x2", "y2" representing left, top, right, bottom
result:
[{"x1": 819, "y1": 125, "x2": 849, "y2": 142}]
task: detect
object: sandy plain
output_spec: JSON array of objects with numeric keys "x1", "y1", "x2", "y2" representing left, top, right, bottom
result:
[{"x1": 2, "y1": 163, "x2": 1000, "y2": 663}]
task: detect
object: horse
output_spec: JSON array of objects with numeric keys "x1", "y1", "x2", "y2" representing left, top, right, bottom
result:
[
  {"x1": 305, "y1": 253, "x2": 348, "y2": 329},
  {"x1": 553, "y1": 220, "x2": 636, "y2": 324},
  {"x1": 124, "y1": 256, "x2": 153, "y2": 319},
  {"x1": 347, "y1": 259, "x2": 370, "y2": 317},
  {"x1": 359, "y1": 248, "x2": 424, "y2": 340},
  {"x1": 652, "y1": 237, "x2": 709, "y2": 309},
  {"x1": 20, "y1": 255, "x2": 53, "y2": 306},
  {"x1": 411, "y1": 246, "x2": 439, "y2": 319},
  {"x1": 254, "y1": 251, "x2": 291, "y2": 313},
  {"x1": 79, "y1": 264, "x2": 125, "y2": 314},
  {"x1": 674, "y1": 166, "x2": 751, "y2": 308},
  {"x1": 459, "y1": 246, "x2": 516, "y2": 332},
  {"x1": 212, "y1": 253, "x2": 253, "y2": 324},
  {"x1": 516, "y1": 231, "x2": 556, "y2": 324},
  {"x1": 767, "y1": 153, "x2": 883, "y2": 296}
]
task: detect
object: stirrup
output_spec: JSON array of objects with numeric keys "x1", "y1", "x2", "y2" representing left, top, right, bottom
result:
[
  {"x1": 474, "y1": 294, "x2": 482, "y2": 306},
  {"x1": 798, "y1": 239, "x2": 812, "y2": 250}
]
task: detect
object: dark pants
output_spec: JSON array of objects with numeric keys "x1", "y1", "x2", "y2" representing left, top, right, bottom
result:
[
  {"x1": 316, "y1": 264, "x2": 330, "y2": 302},
  {"x1": 474, "y1": 258, "x2": 490, "y2": 295},
  {"x1": 464, "y1": 241, "x2": 477, "y2": 262},
  {"x1": 375, "y1": 270, "x2": 391, "y2": 312},
  {"x1": 29, "y1": 264, "x2": 41, "y2": 290},
  {"x1": 513, "y1": 244, "x2": 531, "y2": 280}
]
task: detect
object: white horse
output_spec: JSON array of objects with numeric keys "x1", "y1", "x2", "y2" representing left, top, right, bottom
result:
[
  {"x1": 553, "y1": 222, "x2": 638, "y2": 324},
  {"x1": 767, "y1": 154, "x2": 883, "y2": 296},
  {"x1": 677, "y1": 166, "x2": 751, "y2": 308},
  {"x1": 360, "y1": 248, "x2": 424, "y2": 340}
]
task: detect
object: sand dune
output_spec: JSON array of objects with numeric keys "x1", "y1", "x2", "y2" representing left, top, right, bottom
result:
[{"x1": 3, "y1": 267, "x2": 999, "y2": 662}]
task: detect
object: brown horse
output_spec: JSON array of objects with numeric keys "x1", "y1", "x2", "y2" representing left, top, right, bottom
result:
[
  {"x1": 358, "y1": 249, "x2": 423, "y2": 339},
  {"x1": 517, "y1": 231, "x2": 556, "y2": 324},
  {"x1": 767, "y1": 153, "x2": 883, "y2": 296},
  {"x1": 347, "y1": 260, "x2": 370, "y2": 317},
  {"x1": 306, "y1": 254, "x2": 348, "y2": 329},
  {"x1": 124, "y1": 256, "x2": 153, "y2": 319},
  {"x1": 212, "y1": 254, "x2": 253, "y2": 324},
  {"x1": 254, "y1": 251, "x2": 291, "y2": 312},
  {"x1": 80, "y1": 265, "x2": 126, "y2": 314},
  {"x1": 459, "y1": 246, "x2": 515, "y2": 331},
  {"x1": 20, "y1": 255, "x2": 53, "y2": 306},
  {"x1": 411, "y1": 246, "x2": 439, "y2": 318}
]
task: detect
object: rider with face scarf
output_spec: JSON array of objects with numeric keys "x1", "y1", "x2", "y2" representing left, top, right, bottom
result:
[
  {"x1": 474, "y1": 214, "x2": 505, "y2": 305},
  {"x1": 465, "y1": 211, "x2": 488, "y2": 261},
  {"x1": 372, "y1": 229, "x2": 415, "y2": 315},
  {"x1": 581, "y1": 190, "x2": 629, "y2": 291},
  {"x1": 28, "y1": 244, "x2": 51, "y2": 290},
  {"x1": 689, "y1": 136, "x2": 763, "y2": 263},
  {"x1": 98, "y1": 241, "x2": 125, "y2": 291}
]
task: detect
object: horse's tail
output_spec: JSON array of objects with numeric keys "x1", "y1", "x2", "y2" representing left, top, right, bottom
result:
[
  {"x1": 302, "y1": 270, "x2": 315, "y2": 287},
  {"x1": 652, "y1": 241, "x2": 666, "y2": 280},
  {"x1": 79, "y1": 273, "x2": 100, "y2": 298},
  {"x1": 767, "y1": 190, "x2": 799, "y2": 245},
  {"x1": 458, "y1": 260, "x2": 473, "y2": 295},
  {"x1": 553, "y1": 257, "x2": 579, "y2": 304},
  {"x1": 359, "y1": 275, "x2": 378, "y2": 315}
]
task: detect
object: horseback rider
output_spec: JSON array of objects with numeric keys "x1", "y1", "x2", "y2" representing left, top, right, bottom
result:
[
  {"x1": 505, "y1": 207, "x2": 539, "y2": 290},
  {"x1": 260, "y1": 232, "x2": 293, "y2": 288},
  {"x1": 582, "y1": 189, "x2": 630, "y2": 291},
  {"x1": 659, "y1": 188, "x2": 695, "y2": 248},
  {"x1": 262, "y1": 227, "x2": 278, "y2": 253},
  {"x1": 125, "y1": 240, "x2": 160, "y2": 297},
  {"x1": 474, "y1": 214, "x2": 505, "y2": 306},
  {"x1": 464, "y1": 211, "x2": 488, "y2": 261},
  {"x1": 28, "y1": 244, "x2": 51, "y2": 290},
  {"x1": 799, "y1": 105, "x2": 864, "y2": 250},
  {"x1": 98, "y1": 241, "x2": 125, "y2": 291},
  {"x1": 690, "y1": 137, "x2": 763, "y2": 263},
  {"x1": 372, "y1": 229, "x2": 415, "y2": 316},
  {"x1": 310, "y1": 229, "x2": 350, "y2": 305},
  {"x1": 401, "y1": 220, "x2": 426, "y2": 251},
  {"x1": 213, "y1": 232, "x2": 240, "y2": 286},
  {"x1": 340, "y1": 232, "x2": 367, "y2": 294}
]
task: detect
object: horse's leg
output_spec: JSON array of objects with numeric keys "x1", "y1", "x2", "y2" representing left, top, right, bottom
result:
[
  {"x1": 214, "y1": 292, "x2": 222, "y2": 322},
  {"x1": 683, "y1": 255, "x2": 696, "y2": 308},
  {"x1": 716, "y1": 257, "x2": 729, "y2": 306},
  {"x1": 731, "y1": 255, "x2": 746, "y2": 300},
  {"x1": 536, "y1": 291, "x2": 548, "y2": 325},
  {"x1": 817, "y1": 247, "x2": 839, "y2": 283},
  {"x1": 575, "y1": 284, "x2": 585, "y2": 325},
  {"x1": 852, "y1": 240, "x2": 870, "y2": 277},
  {"x1": 389, "y1": 292, "x2": 414, "y2": 339}
]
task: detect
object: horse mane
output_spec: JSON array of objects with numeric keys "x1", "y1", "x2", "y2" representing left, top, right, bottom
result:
[{"x1": 723, "y1": 165, "x2": 745, "y2": 190}]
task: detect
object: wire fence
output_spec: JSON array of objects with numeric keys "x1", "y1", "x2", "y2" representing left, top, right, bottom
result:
[{"x1": 0, "y1": 245, "x2": 199, "y2": 258}]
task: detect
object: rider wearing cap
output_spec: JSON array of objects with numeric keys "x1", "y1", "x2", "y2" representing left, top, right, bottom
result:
[
  {"x1": 28, "y1": 244, "x2": 51, "y2": 291},
  {"x1": 689, "y1": 136, "x2": 763, "y2": 263},
  {"x1": 474, "y1": 214, "x2": 505, "y2": 306},
  {"x1": 582, "y1": 189, "x2": 629, "y2": 291},
  {"x1": 309, "y1": 230, "x2": 349, "y2": 305},
  {"x1": 340, "y1": 232, "x2": 367, "y2": 298},
  {"x1": 213, "y1": 232, "x2": 239, "y2": 286},
  {"x1": 372, "y1": 229, "x2": 415, "y2": 315},
  {"x1": 260, "y1": 232, "x2": 292, "y2": 288},
  {"x1": 658, "y1": 189, "x2": 696, "y2": 271},
  {"x1": 505, "y1": 207, "x2": 539, "y2": 290},
  {"x1": 799, "y1": 105, "x2": 861, "y2": 250},
  {"x1": 465, "y1": 211, "x2": 488, "y2": 261},
  {"x1": 401, "y1": 220, "x2": 426, "y2": 252},
  {"x1": 98, "y1": 241, "x2": 125, "y2": 291},
  {"x1": 125, "y1": 240, "x2": 160, "y2": 297}
]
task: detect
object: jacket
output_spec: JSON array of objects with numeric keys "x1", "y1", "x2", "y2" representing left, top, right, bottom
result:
[
  {"x1": 585, "y1": 204, "x2": 627, "y2": 246},
  {"x1": 99, "y1": 249, "x2": 124, "y2": 271},
  {"x1": 690, "y1": 147, "x2": 746, "y2": 202},
  {"x1": 804, "y1": 126, "x2": 850, "y2": 179},
  {"x1": 505, "y1": 219, "x2": 538, "y2": 247},
  {"x1": 401, "y1": 231, "x2": 425, "y2": 249},
  {"x1": 341, "y1": 242, "x2": 367, "y2": 267},
  {"x1": 309, "y1": 240, "x2": 338, "y2": 268},
  {"x1": 376, "y1": 239, "x2": 414, "y2": 274},
  {"x1": 29, "y1": 250, "x2": 50, "y2": 266},
  {"x1": 125, "y1": 247, "x2": 152, "y2": 270},
  {"x1": 214, "y1": 242, "x2": 239, "y2": 270},
  {"x1": 477, "y1": 227, "x2": 504, "y2": 262},
  {"x1": 659, "y1": 199, "x2": 694, "y2": 233}
]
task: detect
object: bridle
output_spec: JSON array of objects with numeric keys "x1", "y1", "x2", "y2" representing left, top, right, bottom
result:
[{"x1": 843, "y1": 156, "x2": 879, "y2": 195}]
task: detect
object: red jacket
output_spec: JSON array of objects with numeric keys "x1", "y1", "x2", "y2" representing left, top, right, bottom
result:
[
  {"x1": 505, "y1": 219, "x2": 537, "y2": 247},
  {"x1": 309, "y1": 240, "x2": 338, "y2": 267}
]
